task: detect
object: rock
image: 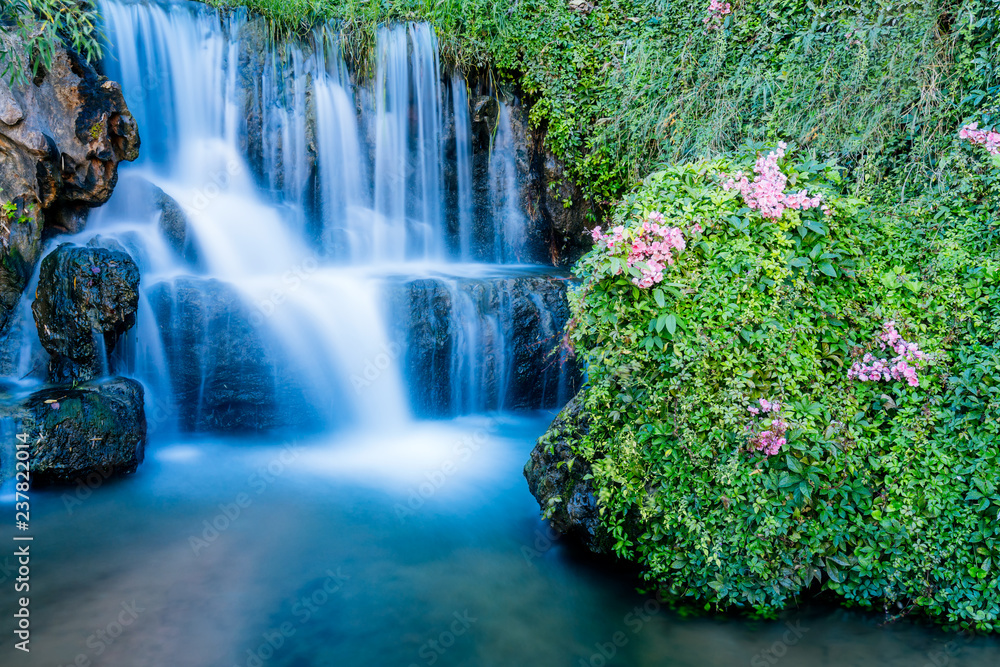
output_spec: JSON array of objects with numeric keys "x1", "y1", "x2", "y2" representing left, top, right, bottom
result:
[
  {"x1": 464, "y1": 84, "x2": 593, "y2": 266},
  {"x1": 148, "y1": 277, "x2": 315, "y2": 432},
  {"x1": 386, "y1": 273, "x2": 579, "y2": 416},
  {"x1": 0, "y1": 30, "x2": 139, "y2": 334},
  {"x1": 507, "y1": 103, "x2": 592, "y2": 266},
  {"x1": 471, "y1": 95, "x2": 498, "y2": 126},
  {"x1": 0, "y1": 78, "x2": 24, "y2": 126},
  {"x1": 31, "y1": 243, "x2": 140, "y2": 382},
  {"x1": 1, "y1": 377, "x2": 146, "y2": 485},
  {"x1": 237, "y1": 15, "x2": 318, "y2": 210},
  {"x1": 387, "y1": 278, "x2": 454, "y2": 416},
  {"x1": 523, "y1": 393, "x2": 611, "y2": 553},
  {"x1": 156, "y1": 187, "x2": 190, "y2": 256}
]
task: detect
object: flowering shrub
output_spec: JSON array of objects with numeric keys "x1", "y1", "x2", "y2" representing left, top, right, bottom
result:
[
  {"x1": 847, "y1": 321, "x2": 930, "y2": 387},
  {"x1": 722, "y1": 142, "x2": 829, "y2": 219},
  {"x1": 590, "y1": 212, "x2": 693, "y2": 288},
  {"x1": 559, "y1": 155, "x2": 1000, "y2": 631},
  {"x1": 703, "y1": 0, "x2": 732, "y2": 30},
  {"x1": 746, "y1": 398, "x2": 787, "y2": 456},
  {"x1": 959, "y1": 123, "x2": 1000, "y2": 156}
]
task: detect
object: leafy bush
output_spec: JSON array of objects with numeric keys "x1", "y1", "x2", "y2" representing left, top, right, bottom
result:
[{"x1": 564, "y1": 142, "x2": 1000, "y2": 630}]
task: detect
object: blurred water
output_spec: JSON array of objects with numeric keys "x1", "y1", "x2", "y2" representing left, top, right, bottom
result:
[
  {"x1": 0, "y1": 1, "x2": 996, "y2": 664},
  {"x1": 2, "y1": 416, "x2": 999, "y2": 666}
]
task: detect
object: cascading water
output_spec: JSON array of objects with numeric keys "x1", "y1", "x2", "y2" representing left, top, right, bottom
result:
[
  {"x1": 3, "y1": 4, "x2": 994, "y2": 666},
  {"x1": 15, "y1": 0, "x2": 574, "y2": 434}
]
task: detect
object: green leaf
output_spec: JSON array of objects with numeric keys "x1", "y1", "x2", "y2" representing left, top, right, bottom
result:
[
  {"x1": 664, "y1": 313, "x2": 677, "y2": 335},
  {"x1": 818, "y1": 262, "x2": 837, "y2": 277}
]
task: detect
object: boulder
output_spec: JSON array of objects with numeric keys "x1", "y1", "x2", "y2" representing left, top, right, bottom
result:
[
  {"x1": 523, "y1": 393, "x2": 611, "y2": 553},
  {"x1": 32, "y1": 243, "x2": 140, "y2": 382},
  {"x1": 0, "y1": 29, "x2": 139, "y2": 334},
  {"x1": 148, "y1": 276, "x2": 315, "y2": 432},
  {"x1": 1, "y1": 377, "x2": 146, "y2": 485}
]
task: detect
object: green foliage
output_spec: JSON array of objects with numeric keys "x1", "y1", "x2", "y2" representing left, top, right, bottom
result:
[
  {"x1": 1, "y1": 0, "x2": 103, "y2": 85},
  {"x1": 565, "y1": 144, "x2": 1000, "y2": 630},
  {"x1": 204, "y1": 0, "x2": 1000, "y2": 218}
]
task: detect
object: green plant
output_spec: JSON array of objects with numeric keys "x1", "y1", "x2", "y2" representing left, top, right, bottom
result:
[
  {"x1": 561, "y1": 141, "x2": 1000, "y2": 630},
  {"x1": 1, "y1": 0, "x2": 103, "y2": 86}
]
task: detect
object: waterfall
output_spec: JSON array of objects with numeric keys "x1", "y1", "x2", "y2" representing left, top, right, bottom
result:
[
  {"x1": 6, "y1": 0, "x2": 575, "y2": 434},
  {"x1": 451, "y1": 74, "x2": 475, "y2": 260},
  {"x1": 490, "y1": 102, "x2": 529, "y2": 263}
]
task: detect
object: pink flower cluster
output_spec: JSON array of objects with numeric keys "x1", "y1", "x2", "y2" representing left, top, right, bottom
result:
[
  {"x1": 591, "y1": 212, "x2": 690, "y2": 288},
  {"x1": 847, "y1": 321, "x2": 930, "y2": 388},
  {"x1": 959, "y1": 123, "x2": 1000, "y2": 156},
  {"x1": 722, "y1": 142, "x2": 828, "y2": 219},
  {"x1": 747, "y1": 398, "x2": 787, "y2": 456},
  {"x1": 703, "y1": 0, "x2": 732, "y2": 30}
]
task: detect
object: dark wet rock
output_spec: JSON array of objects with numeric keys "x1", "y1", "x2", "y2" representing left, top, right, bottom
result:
[
  {"x1": 523, "y1": 393, "x2": 611, "y2": 553},
  {"x1": 32, "y1": 244, "x2": 140, "y2": 383},
  {"x1": 154, "y1": 186, "x2": 189, "y2": 255},
  {"x1": 507, "y1": 104, "x2": 592, "y2": 266},
  {"x1": 0, "y1": 30, "x2": 139, "y2": 334},
  {"x1": 1, "y1": 377, "x2": 146, "y2": 485},
  {"x1": 237, "y1": 16, "x2": 318, "y2": 206},
  {"x1": 464, "y1": 84, "x2": 592, "y2": 266},
  {"x1": 387, "y1": 278, "x2": 454, "y2": 416},
  {"x1": 386, "y1": 273, "x2": 579, "y2": 416},
  {"x1": 148, "y1": 277, "x2": 315, "y2": 433}
]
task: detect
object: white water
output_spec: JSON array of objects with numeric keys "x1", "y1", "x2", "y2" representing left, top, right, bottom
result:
[{"x1": 2, "y1": 0, "x2": 573, "y2": 434}]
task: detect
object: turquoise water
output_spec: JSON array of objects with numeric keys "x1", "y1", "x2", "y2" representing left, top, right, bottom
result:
[{"x1": 2, "y1": 414, "x2": 998, "y2": 666}]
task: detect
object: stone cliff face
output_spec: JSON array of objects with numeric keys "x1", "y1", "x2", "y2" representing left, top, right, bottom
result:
[{"x1": 0, "y1": 31, "x2": 139, "y2": 335}]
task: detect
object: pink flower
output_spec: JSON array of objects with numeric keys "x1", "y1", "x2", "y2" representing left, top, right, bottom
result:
[
  {"x1": 960, "y1": 122, "x2": 1000, "y2": 156},
  {"x1": 848, "y1": 321, "x2": 930, "y2": 387},
  {"x1": 747, "y1": 399, "x2": 788, "y2": 457},
  {"x1": 590, "y1": 212, "x2": 691, "y2": 288},
  {"x1": 719, "y1": 144, "x2": 823, "y2": 220},
  {"x1": 703, "y1": 0, "x2": 732, "y2": 30}
]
